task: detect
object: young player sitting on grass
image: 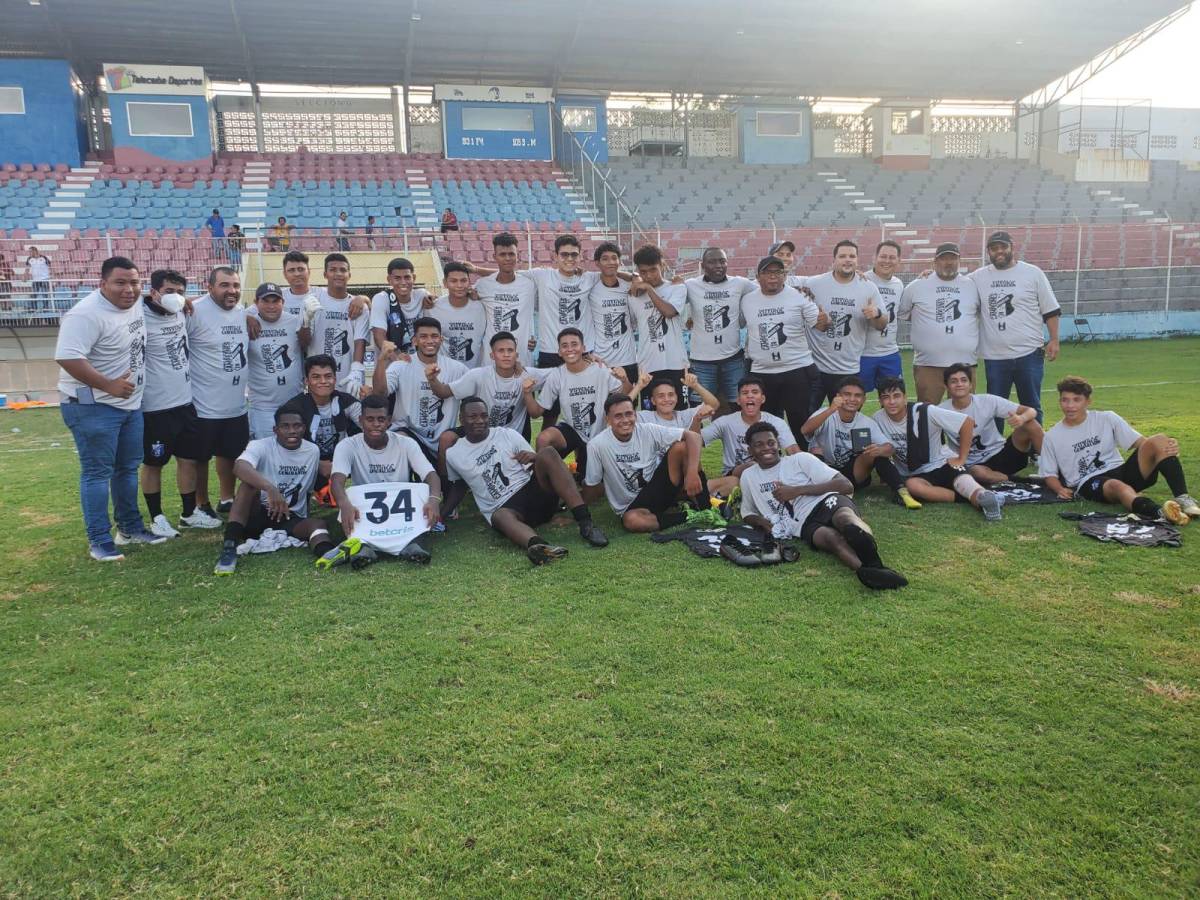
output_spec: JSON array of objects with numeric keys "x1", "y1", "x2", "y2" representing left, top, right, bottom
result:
[
  {"x1": 739, "y1": 421, "x2": 907, "y2": 590},
  {"x1": 582, "y1": 393, "x2": 709, "y2": 533},
  {"x1": 214, "y1": 403, "x2": 336, "y2": 575},
  {"x1": 1039, "y1": 376, "x2": 1198, "y2": 524},
  {"x1": 940, "y1": 363, "x2": 1044, "y2": 486},
  {"x1": 871, "y1": 376, "x2": 1005, "y2": 521},
  {"x1": 801, "y1": 375, "x2": 921, "y2": 509},
  {"x1": 635, "y1": 370, "x2": 718, "y2": 428},
  {"x1": 694, "y1": 376, "x2": 800, "y2": 498}
]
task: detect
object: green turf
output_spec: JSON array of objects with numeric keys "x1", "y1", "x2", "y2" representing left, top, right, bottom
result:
[{"x1": 2, "y1": 338, "x2": 1198, "y2": 897}]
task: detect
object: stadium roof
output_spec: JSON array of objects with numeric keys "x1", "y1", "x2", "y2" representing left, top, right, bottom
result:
[{"x1": 1, "y1": 0, "x2": 1189, "y2": 102}]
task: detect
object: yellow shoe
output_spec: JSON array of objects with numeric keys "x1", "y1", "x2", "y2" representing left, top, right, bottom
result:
[
  {"x1": 897, "y1": 487, "x2": 922, "y2": 510},
  {"x1": 315, "y1": 537, "x2": 363, "y2": 570},
  {"x1": 1161, "y1": 499, "x2": 1190, "y2": 527}
]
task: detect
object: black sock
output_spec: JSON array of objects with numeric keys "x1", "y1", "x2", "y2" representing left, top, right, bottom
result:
[
  {"x1": 571, "y1": 504, "x2": 591, "y2": 523},
  {"x1": 843, "y1": 524, "x2": 884, "y2": 568},
  {"x1": 180, "y1": 491, "x2": 197, "y2": 517},
  {"x1": 1131, "y1": 496, "x2": 1160, "y2": 518},
  {"x1": 312, "y1": 539, "x2": 336, "y2": 556},
  {"x1": 691, "y1": 470, "x2": 712, "y2": 511},
  {"x1": 200, "y1": 504, "x2": 217, "y2": 516},
  {"x1": 1155, "y1": 456, "x2": 1188, "y2": 496},
  {"x1": 526, "y1": 535, "x2": 547, "y2": 549},
  {"x1": 144, "y1": 491, "x2": 163, "y2": 518},
  {"x1": 224, "y1": 522, "x2": 246, "y2": 544},
  {"x1": 658, "y1": 509, "x2": 687, "y2": 529},
  {"x1": 874, "y1": 457, "x2": 905, "y2": 492}
]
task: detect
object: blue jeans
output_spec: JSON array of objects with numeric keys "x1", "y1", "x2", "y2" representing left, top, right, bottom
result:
[
  {"x1": 690, "y1": 352, "x2": 748, "y2": 403},
  {"x1": 985, "y1": 349, "x2": 1046, "y2": 423},
  {"x1": 61, "y1": 401, "x2": 145, "y2": 543},
  {"x1": 858, "y1": 351, "x2": 902, "y2": 393}
]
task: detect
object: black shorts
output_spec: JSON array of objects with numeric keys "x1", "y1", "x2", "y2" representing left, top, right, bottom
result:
[
  {"x1": 800, "y1": 494, "x2": 857, "y2": 546},
  {"x1": 142, "y1": 402, "x2": 201, "y2": 465},
  {"x1": 397, "y1": 426, "x2": 441, "y2": 469},
  {"x1": 244, "y1": 503, "x2": 306, "y2": 540},
  {"x1": 1076, "y1": 454, "x2": 1155, "y2": 501},
  {"x1": 496, "y1": 478, "x2": 560, "y2": 528},
  {"x1": 835, "y1": 459, "x2": 872, "y2": 490},
  {"x1": 978, "y1": 436, "x2": 1030, "y2": 477},
  {"x1": 546, "y1": 421, "x2": 588, "y2": 457},
  {"x1": 912, "y1": 462, "x2": 968, "y2": 491},
  {"x1": 537, "y1": 351, "x2": 563, "y2": 416},
  {"x1": 195, "y1": 413, "x2": 250, "y2": 462},
  {"x1": 627, "y1": 455, "x2": 679, "y2": 518}
]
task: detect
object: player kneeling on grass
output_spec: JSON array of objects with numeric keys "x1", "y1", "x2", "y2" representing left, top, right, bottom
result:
[
  {"x1": 941, "y1": 362, "x2": 1043, "y2": 485},
  {"x1": 214, "y1": 403, "x2": 336, "y2": 575},
  {"x1": 872, "y1": 376, "x2": 1005, "y2": 521},
  {"x1": 801, "y1": 375, "x2": 921, "y2": 509},
  {"x1": 582, "y1": 393, "x2": 710, "y2": 532},
  {"x1": 739, "y1": 422, "x2": 907, "y2": 590},
  {"x1": 1039, "y1": 376, "x2": 1198, "y2": 524},
  {"x1": 443, "y1": 397, "x2": 609, "y2": 565},
  {"x1": 323, "y1": 394, "x2": 443, "y2": 569}
]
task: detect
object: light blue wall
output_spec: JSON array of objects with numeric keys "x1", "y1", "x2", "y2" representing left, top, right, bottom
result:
[
  {"x1": 107, "y1": 93, "x2": 212, "y2": 163},
  {"x1": 737, "y1": 103, "x2": 812, "y2": 165},
  {"x1": 443, "y1": 100, "x2": 552, "y2": 161},
  {"x1": 1060, "y1": 310, "x2": 1200, "y2": 340},
  {"x1": 0, "y1": 59, "x2": 86, "y2": 167},
  {"x1": 555, "y1": 95, "x2": 608, "y2": 164}
]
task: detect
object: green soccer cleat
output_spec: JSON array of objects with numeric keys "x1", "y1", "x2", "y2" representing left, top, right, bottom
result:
[{"x1": 316, "y1": 537, "x2": 365, "y2": 571}]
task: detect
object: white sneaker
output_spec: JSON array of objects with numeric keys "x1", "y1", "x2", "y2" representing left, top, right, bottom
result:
[
  {"x1": 179, "y1": 509, "x2": 222, "y2": 529},
  {"x1": 150, "y1": 513, "x2": 180, "y2": 538},
  {"x1": 1176, "y1": 494, "x2": 1200, "y2": 518}
]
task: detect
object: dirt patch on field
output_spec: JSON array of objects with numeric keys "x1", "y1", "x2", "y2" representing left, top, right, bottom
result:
[
  {"x1": 1115, "y1": 591, "x2": 1181, "y2": 610},
  {"x1": 952, "y1": 537, "x2": 1007, "y2": 559},
  {"x1": 18, "y1": 508, "x2": 67, "y2": 528},
  {"x1": 1142, "y1": 679, "x2": 1196, "y2": 702}
]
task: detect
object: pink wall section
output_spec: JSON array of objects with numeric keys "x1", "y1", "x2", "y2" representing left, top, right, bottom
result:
[{"x1": 113, "y1": 146, "x2": 213, "y2": 171}]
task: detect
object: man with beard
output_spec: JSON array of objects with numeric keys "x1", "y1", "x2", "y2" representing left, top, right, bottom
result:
[{"x1": 859, "y1": 240, "x2": 905, "y2": 391}]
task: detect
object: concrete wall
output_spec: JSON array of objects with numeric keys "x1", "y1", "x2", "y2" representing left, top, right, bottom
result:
[
  {"x1": 107, "y1": 93, "x2": 212, "y2": 166},
  {"x1": 0, "y1": 59, "x2": 87, "y2": 167},
  {"x1": 443, "y1": 100, "x2": 553, "y2": 161},
  {"x1": 555, "y1": 94, "x2": 607, "y2": 163},
  {"x1": 736, "y1": 103, "x2": 812, "y2": 165}
]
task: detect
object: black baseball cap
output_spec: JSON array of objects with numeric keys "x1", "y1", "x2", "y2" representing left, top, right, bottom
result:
[
  {"x1": 986, "y1": 230, "x2": 1013, "y2": 247},
  {"x1": 255, "y1": 281, "x2": 284, "y2": 301},
  {"x1": 769, "y1": 239, "x2": 796, "y2": 255},
  {"x1": 934, "y1": 242, "x2": 961, "y2": 258},
  {"x1": 757, "y1": 256, "x2": 787, "y2": 274}
]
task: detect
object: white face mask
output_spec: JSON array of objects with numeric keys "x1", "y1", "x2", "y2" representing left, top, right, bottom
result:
[{"x1": 158, "y1": 292, "x2": 186, "y2": 313}]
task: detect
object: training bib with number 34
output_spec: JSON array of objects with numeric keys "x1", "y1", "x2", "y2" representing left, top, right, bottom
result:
[{"x1": 345, "y1": 482, "x2": 431, "y2": 554}]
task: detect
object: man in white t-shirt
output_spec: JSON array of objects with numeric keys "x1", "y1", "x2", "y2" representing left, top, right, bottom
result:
[
  {"x1": 970, "y1": 231, "x2": 1061, "y2": 422},
  {"x1": 684, "y1": 247, "x2": 755, "y2": 412},
  {"x1": 54, "y1": 255, "x2": 161, "y2": 561},
  {"x1": 697, "y1": 374, "x2": 801, "y2": 498},
  {"x1": 588, "y1": 241, "x2": 638, "y2": 383},
  {"x1": 470, "y1": 232, "x2": 538, "y2": 366},
  {"x1": 896, "y1": 243, "x2": 981, "y2": 404},
  {"x1": 306, "y1": 253, "x2": 370, "y2": 395},
  {"x1": 247, "y1": 282, "x2": 305, "y2": 441},
  {"x1": 872, "y1": 376, "x2": 1003, "y2": 520},
  {"x1": 429, "y1": 262, "x2": 487, "y2": 368},
  {"x1": 860, "y1": 240, "x2": 905, "y2": 391},
  {"x1": 286, "y1": 353, "x2": 363, "y2": 496},
  {"x1": 279, "y1": 249, "x2": 316, "y2": 320},
  {"x1": 628, "y1": 244, "x2": 688, "y2": 402},
  {"x1": 444, "y1": 397, "x2": 609, "y2": 564},
  {"x1": 582, "y1": 393, "x2": 708, "y2": 532},
  {"x1": 26, "y1": 246, "x2": 51, "y2": 305},
  {"x1": 769, "y1": 239, "x2": 807, "y2": 291},
  {"x1": 370, "y1": 257, "x2": 430, "y2": 354},
  {"x1": 940, "y1": 363, "x2": 1043, "y2": 486},
  {"x1": 524, "y1": 234, "x2": 600, "y2": 365},
  {"x1": 328, "y1": 394, "x2": 443, "y2": 565},
  {"x1": 1039, "y1": 376, "x2": 1196, "y2": 523},
  {"x1": 213, "y1": 402, "x2": 335, "y2": 575},
  {"x1": 739, "y1": 420, "x2": 907, "y2": 590}
]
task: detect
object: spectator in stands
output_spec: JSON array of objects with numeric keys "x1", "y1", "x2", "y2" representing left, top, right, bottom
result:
[
  {"x1": 26, "y1": 246, "x2": 51, "y2": 307},
  {"x1": 334, "y1": 211, "x2": 351, "y2": 251},
  {"x1": 365, "y1": 215, "x2": 378, "y2": 251},
  {"x1": 440, "y1": 207, "x2": 459, "y2": 234},
  {"x1": 227, "y1": 225, "x2": 245, "y2": 271},
  {"x1": 969, "y1": 230, "x2": 1061, "y2": 423},
  {"x1": 0, "y1": 253, "x2": 15, "y2": 301},
  {"x1": 205, "y1": 209, "x2": 227, "y2": 260},
  {"x1": 269, "y1": 216, "x2": 292, "y2": 253}
]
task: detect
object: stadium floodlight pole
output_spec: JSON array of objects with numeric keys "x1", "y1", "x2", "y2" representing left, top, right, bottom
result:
[{"x1": 769, "y1": 212, "x2": 777, "y2": 244}]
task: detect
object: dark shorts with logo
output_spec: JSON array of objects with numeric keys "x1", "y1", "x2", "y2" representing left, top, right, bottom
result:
[
  {"x1": 627, "y1": 455, "x2": 679, "y2": 518},
  {"x1": 142, "y1": 402, "x2": 202, "y2": 466},
  {"x1": 979, "y1": 436, "x2": 1031, "y2": 476},
  {"x1": 1075, "y1": 454, "x2": 1154, "y2": 501},
  {"x1": 799, "y1": 494, "x2": 858, "y2": 546},
  {"x1": 497, "y1": 478, "x2": 560, "y2": 528}
]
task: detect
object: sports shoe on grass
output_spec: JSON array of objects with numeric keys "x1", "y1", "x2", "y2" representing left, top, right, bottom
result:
[
  {"x1": 114, "y1": 527, "x2": 169, "y2": 546},
  {"x1": 149, "y1": 514, "x2": 180, "y2": 538},
  {"x1": 397, "y1": 540, "x2": 431, "y2": 564},
  {"x1": 216, "y1": 499, "x2": 233, "y2": 515},
  {"x1": 430, "y1": 520, "x2": 446, "y2": 534},
  {"x1": 89, "y1": 540, "x2": 125, "y2": 562},
  {"x1": 856, "y1": 566, "x2": 909, "y2": 590},
  {"x1": 1174, "y1": 494, "x2": 1200, "y2": 518},
  {"x1": 349, "y1": 544, "x2": 379, "y2": 570},
  {"x1": 978, "y1": 490, "x2": 1004, "y2": 522},
  {"x1": 1161, "y1": 499, "x2": 1189, "y2": 527},
  {"x1": 578, "y1": 520, "x2": 609, "y2": 547},
  {"x1": 315, "y1": 537, "x2": 366, "y2": 571},
  {"x1": 527, "y1": 543, "x2": 568, "y2": 566},
  {"x1": 896, "y1": 487, "x2": 922, "y2": 510},
  {"x1": 213, "y1": 542, "x2": 238, "y2": 575},
  {"x1": 179, "y1": 509, "x2": 222, "y2": 529}
]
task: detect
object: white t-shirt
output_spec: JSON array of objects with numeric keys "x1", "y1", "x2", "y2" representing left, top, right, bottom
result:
[
  {"x1": 528, "y1": 267, "x2": 600, "y2": 353},
  {"x1": 55, "y1": 290, "x2": 146, "y2": 411},
  {"x1": 897, "y1": 274, "x2": 981, "y2": 367},
  {"x1": 739, "y1": 454, "x2": 841, "y2": 535},
  {"x1": 638, "y1": 407, "x2": 702, "y2": 429},
  {"x1": 863, "y1": 270, "x2": 902, "y2": 357},
  {"x1": 684, "y1": 275, "x2": 753, "y2": 362},
  {"x1": 629, "y1": 281, "x2": 688, "y2": 372},
  {"x1": 331, "y1": 431, "x2": 433, "y2": 485},
  {"x1": 871, "y1": 404, "x2": 968, "y2": 477},
  {"x1": 368, "y1": 287, "x2": 430, "y2": 344},
  {"x1": 474, "y1": 273, "x2": 537, "y2": 367},
  {"x1": 970, "y1": 261, "x2": 1060, "y2": 360},
  {"x1": 310, "y1": 289, "x2": 370, "y2": 384},
  {"x1": 281, "y1": 287, "x2": 316, "y2": 320},
  {"x1": 741, "y1": 286, "x2": 820, "y2": 374},
  {"x1": 804, "y1": 272, "x2": 882, "y2": 375},
  {"x1": 808, "y1": 408, "x2": 890, "y2": 469},
  {"x1": 785, "y1": 274, "x2": 807, "y2": 291},
  {"x1": 446, "y1": 364, "x2": 551, "y2": 433},
  {"x1": 940, "y1": 394, "x2": 1020, "y2": 465},
  {"x1": 247, "y1": 313, "x2": 304, "y2": 412},
  {"x1": 1038, "y1": 410, "x2": 1141, "y2": 490},
  {"x1": 537, "y1": 363, "x2": 622, "y2": 440},
  {"x1": 584, "y1": 422, "x2": 683, "y2": 515},
  {"x1": 588, "y1": 278, "x2": 637, "y2": 367},
  {"x1": 141, "y1": 301, "x2": 190, "y2": 412},
  {"x1": 702, "y1": 411, "x2": 797, "y2": 473},
  {"x1": 382, "y1": 355, "x2": 468, "y2": 449},
  {"x1": 28, "y1": 255, "x2": 50, "y2": 281},
  {"x1": 185, "y1": 294, "x2": 248, "y2": 420},
  {"x1": 237, "y1": 437, "x2": 320, "y2": 518},
  {"x1": 429, "y1": 295, "x2": 487, "y2": 368},
  {"x1": 444, "y1": 427, "x2": 535, "y2": 523}
]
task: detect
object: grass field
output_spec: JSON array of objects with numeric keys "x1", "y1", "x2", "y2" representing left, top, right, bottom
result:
[{"x1": 2, "y1": 338, "x2": 1199, "y2": 897}]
